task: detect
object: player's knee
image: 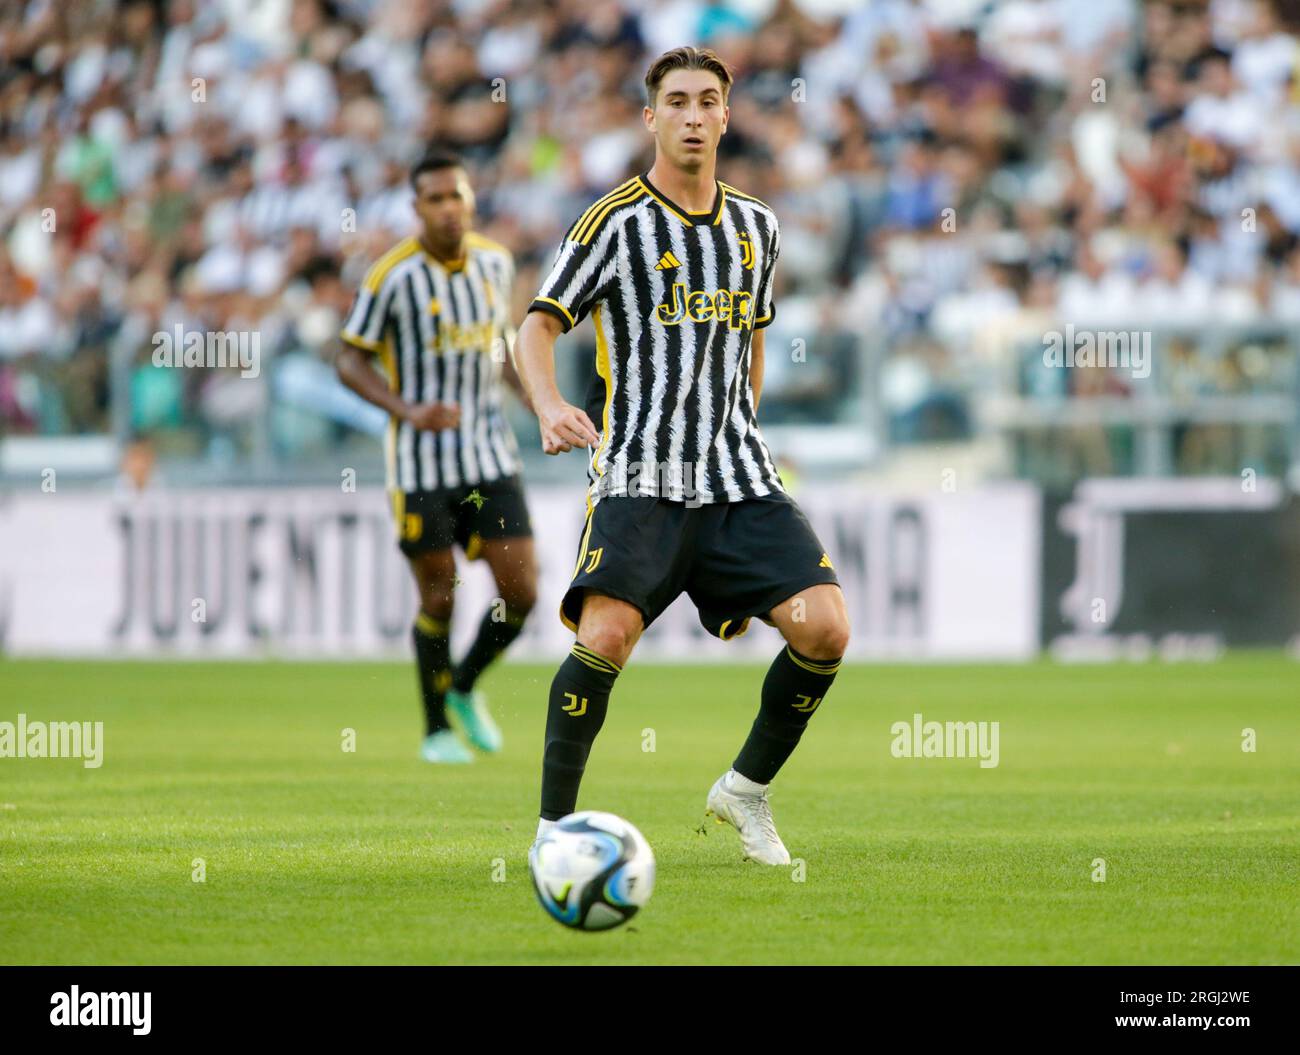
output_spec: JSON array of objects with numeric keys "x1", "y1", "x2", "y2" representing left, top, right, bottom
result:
[
  {"x1": 577, "y1": 621, "x2": 636, "y2": 667},
  {"x1": 795, "y1": 614, "x2": 850, "y2": 660},
  {"x1": 411, "y1": 555, "x2": 455, "y2": 614},
  {"x1": 420, "y1": 593, "x2": 453, "y2": 620},
  {"x1": 825, "y1": 616, "x2": 851, "y2": 657}
]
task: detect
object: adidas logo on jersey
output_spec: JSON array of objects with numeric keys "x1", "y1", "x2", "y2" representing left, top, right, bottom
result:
[
  {"x1": 654, "y1": 251, "x2": 682, "y2": 271},
  {"x1": 656, "y1": 282, "x2": 756, "y2": 330}
]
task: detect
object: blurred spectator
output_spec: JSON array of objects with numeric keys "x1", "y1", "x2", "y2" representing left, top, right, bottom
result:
[{"x1": 0, "y1": 0, "x2": 1297, "y2": 486}]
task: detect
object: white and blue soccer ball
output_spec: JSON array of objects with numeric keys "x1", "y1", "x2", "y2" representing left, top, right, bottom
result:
[{"x1": 529, "y1": 811, "x2": 655, "y2": 931}]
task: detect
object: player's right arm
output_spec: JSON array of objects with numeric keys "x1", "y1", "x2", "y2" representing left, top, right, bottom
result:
[
  {"x1": 515, "y1": 310, "x2": 599, "y2": 454},
  {"x1": 335, "y1": 343, "x2": 460, "y2": 431},
  {"x1": 335, "y1": 249, "x2": 459, "y2": 431}
]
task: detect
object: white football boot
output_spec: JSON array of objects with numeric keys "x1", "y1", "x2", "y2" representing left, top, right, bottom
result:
[
  {"x1": 705, "y1": 769, "x2": 792, "y2": 865},
  {"x1": 529, "y1": 817, "x2": 558, "y2": 862}
]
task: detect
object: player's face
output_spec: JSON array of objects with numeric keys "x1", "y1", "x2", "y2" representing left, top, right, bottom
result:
[
  {"x1": 645, "y1": 69, "x2": 728, "y2": 172},
  {"x1": 413, "y1": 167, "x2": 475, "y2": 249}
]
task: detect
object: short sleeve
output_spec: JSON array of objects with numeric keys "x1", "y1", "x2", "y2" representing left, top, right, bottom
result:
[
  {"x1": 753, "y1": 222, "x2": 779, "y2": 330},
  {"x1": 341, "y1": 239, "x2": 422, "y2": 352},
  {"x1": 528, "y1": 224, "x2": 618, "y2": 333},
  {"x1": 338, "y1": 250, "x2": 397, "y2": 353},
  {"x1": 340, "y1": 285, "x2": 390, "y2": 353}
]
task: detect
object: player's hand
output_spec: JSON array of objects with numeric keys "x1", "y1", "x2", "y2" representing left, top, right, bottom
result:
[
  {"x1": 403, "y1": 401, "x2": 461, "y2": 431},
  {"x1": 537, "y1": 399, "x2": 600, "y2": 455}
]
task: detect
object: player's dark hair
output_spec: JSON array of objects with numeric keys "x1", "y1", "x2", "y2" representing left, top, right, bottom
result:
[
  {"x1": 644, "y1": 46, "x2": 734, "y2": 108},
  {"x1": 409, "y1": 149, "x2": 465, "y2": 189}
]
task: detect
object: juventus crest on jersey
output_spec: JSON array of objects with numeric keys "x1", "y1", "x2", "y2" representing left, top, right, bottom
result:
[
  {"x1": 529, "y1": 173, "x2": 784, "y2": 505},
  {"x1": 341, "y1": 233, "x2": 523, "y2": 492}
]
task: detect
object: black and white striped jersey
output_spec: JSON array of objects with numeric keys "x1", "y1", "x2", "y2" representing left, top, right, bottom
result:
[
  {"x1": 529, "y1": 173, "x2": 784, "y2": 505},
  {"x1": 340, "y1": 233, "x2": 523, "y2": 492}
]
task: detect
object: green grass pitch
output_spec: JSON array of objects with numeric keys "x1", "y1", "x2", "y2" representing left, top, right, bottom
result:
[{"x1": 1, "y1": 655, "x2": 1297, "y2": 965}]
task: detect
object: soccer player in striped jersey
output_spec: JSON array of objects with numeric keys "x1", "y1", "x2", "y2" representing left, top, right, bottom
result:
[
  {"x1": 517, "y1": 48, "x2": 851, "y2": 864},
  {"x1": 337, "y1": 150, "x2": 537, "y2": 764}
]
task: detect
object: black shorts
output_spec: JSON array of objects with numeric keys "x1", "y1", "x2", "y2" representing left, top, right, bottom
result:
[
  {"x1": 560, "y1": 490, "x2": 840, "y2": 640},
  {"x1": 391, "y1": 476, "x2": 533, "y2": 558}
]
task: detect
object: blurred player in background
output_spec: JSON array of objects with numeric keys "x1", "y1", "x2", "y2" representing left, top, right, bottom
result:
[
  {"x1": 517, "y1": 48, "x2": 850, "y2": 863},
  {"x1": 337, "y1": 150, "x2": 537, "y2": 764}
]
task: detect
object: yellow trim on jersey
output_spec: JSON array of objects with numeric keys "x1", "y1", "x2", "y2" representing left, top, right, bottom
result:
[
  {"x1": 719, "y1": 182, "x2": 773, "y2": 212},
  {"x1": 591, "y1": 304, "x2": 613, "y2": 479},
  {"x1": 378, "y1": 335, "x2": 398, "y2": 390},
  {"x1": 637, "y1": 176, "x2": 693, "y2": 227},
  {"x1": 575, "y1": 185, "x2": 646, "y2": 244},
  {"x1": 341, "y1": 332, "x2": 383, "y2": 353},
  {"x1": 713, "y1": 185, "x2": 727, "y2": 224},
  {"x1": 569, "y1": 178, "x2": 639, "y2": 235},
  {"x1": 381, "y1": 334, "x2": 398, "y2": 486},
  {"x1": 465, "y1": 231, "x2": 512, "y2": 257},
  {"x1": 534, "y1": 296, "x2": 576, "y2": 329},
  {"x1": 363, "y1": 237, "x2": 419, "y2": 293},
  {"x1": 567, "y1": 178, "x2": 640, "y2": 241},
  {"x1": 420, "y1": 247, "x2": 466, "y2": 272}
]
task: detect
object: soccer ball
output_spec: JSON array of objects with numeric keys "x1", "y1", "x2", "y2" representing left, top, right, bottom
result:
[{"x1": 529, "y1": 811, "x2": 655, "y2": 931}]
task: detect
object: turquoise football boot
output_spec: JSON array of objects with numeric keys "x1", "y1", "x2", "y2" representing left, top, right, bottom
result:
[
  {"x1": 419, "y1": 729, "x2": 473, "y2": 764},
  {"x1": 445, "y1": 689, "x2": 503, "y2": 753}
]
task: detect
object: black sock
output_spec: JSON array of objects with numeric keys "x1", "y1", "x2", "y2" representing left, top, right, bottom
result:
[
  {"x1": 733, "y1": 645, "x2": 841, "y2": 784},
  {"x1": 412, "y1": 612, "x2": 452, "y2": 735},
  {"x1": 451, "y1": 604, "x2": 529, "y2": 692},
  {"x1": 540, "y1": 644, "x2": 621, "y2": 820}
]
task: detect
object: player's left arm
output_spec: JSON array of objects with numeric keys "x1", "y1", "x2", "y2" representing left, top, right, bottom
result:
[{"x1": 750, "y1": 327, "x2": 765, "y2": 413}]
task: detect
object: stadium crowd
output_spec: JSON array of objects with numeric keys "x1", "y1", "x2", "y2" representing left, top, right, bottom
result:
[{"x1": 1, "y1": 0, "x2": 1297, "y2": 477}]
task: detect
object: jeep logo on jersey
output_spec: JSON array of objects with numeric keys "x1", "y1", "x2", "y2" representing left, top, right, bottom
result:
[
  {"x1": 434, "y1": 319, "x2": 496, "y2": 354},
  {"x1": 655, "y1": 283, "x2": 756, "y2": 330}
]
